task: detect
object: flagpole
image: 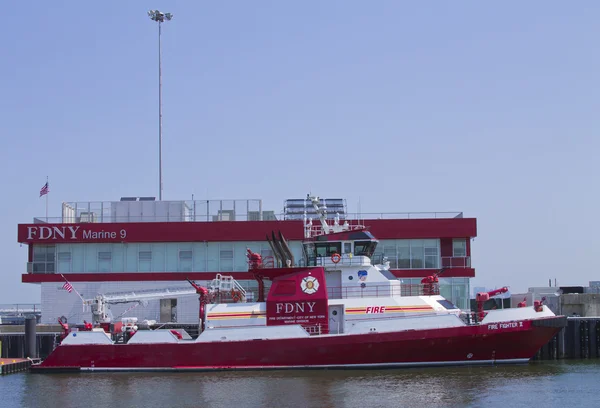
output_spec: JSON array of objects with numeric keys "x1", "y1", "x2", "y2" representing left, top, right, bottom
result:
[
  {"x1": 60, "y1": 274, "x2": 85, "y2": 302},
  {"x1": 45, "y1": 176, "x2": 49, "y2": 222}
]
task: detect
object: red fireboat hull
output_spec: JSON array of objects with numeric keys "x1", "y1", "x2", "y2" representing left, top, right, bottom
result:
[{"x1": 32, "y1": 315, "x2": 565, "y2": 372}]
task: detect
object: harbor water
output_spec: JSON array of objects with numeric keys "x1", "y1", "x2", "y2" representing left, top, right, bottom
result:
[{"x1": 1, "y1": 361, "x2": 599, "y2": 408}]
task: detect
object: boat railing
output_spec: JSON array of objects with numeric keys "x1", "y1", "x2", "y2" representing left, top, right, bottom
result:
[
  {"x1": 367, "y1": 255, "x2": 471, "y2": 270},
  {"x1": 303, "y1": 324, "x2": 323, "y2": 335},
  {"x1": 327, "y1": 284, "x2": 428, "y2": 299}
]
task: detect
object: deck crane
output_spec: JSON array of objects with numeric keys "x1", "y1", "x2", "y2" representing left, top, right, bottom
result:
[
  {"x1": 78, "y1": 274, "x2": 249, "y2": 326},
  {"x1": 84, "y1": 286, "x2": 199, "y2": 325}
]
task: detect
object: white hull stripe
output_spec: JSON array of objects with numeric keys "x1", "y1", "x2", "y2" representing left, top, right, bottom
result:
[{"x1": 78, "y1": 358, "x2": 530, "y2": 372}]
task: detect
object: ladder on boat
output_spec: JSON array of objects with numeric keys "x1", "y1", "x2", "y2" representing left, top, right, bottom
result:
[{"x1": 208, "y1": 274, "x2": 247, "y2": 302}]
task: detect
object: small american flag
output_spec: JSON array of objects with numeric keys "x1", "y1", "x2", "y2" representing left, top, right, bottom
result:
[
  {"x1": 62, "y1": 281, "x2": 73, "y2": 293},
  {"x1": 40, "y1": 182, "x2": 49, "y2": 197}
]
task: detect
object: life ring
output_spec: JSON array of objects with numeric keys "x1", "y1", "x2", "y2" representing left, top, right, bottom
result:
[
  {"x1": 231, "y1": 289, "x2": 242, "y2": 303},
  {"x1": 331, "y1": 253, "x2": 341, "y2": 264}
]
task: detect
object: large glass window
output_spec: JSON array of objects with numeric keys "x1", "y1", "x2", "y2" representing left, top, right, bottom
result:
[
  {"x1": 139, "y1": 245, "x2": 152, "y2": 272},
  {"x1": 453, "y1": 239, "x2": 467, "y2": 257},
  {"x1": 57, "y1": 251, "x2": 71, "y2": 273},
  {"x1": 375, "y1": 239, "x2": 440, "y2": 270},
  {"x1": 424, "y1": 239, "x2": 439, "y2": 269},
  {"x1": 98, "y1": 250, "x2": 112, "y2": 272},
  {"x1": 32, "y1": 245, "x2": 55, "y2": 274},
  {"x1": 383, "y1": 245, "x2": 397, "y2": 268},
  {"x1": 439, "y1": 277, "x2": 470, "y2": 310},
  {"x1": 152, "y1": 243, "x2": 166, "y2": 272},
  {"x1": 397, "y1": 241, "x2": 410, "y2": 268},
  {"x1": 179, "y1": 249, "x2": 193, "y2": 272},
  {"x1": 50, "y1": 239, "x2": 445, "y2": 274},
  {"x1": 219, "y1": 243, "x2": 234, "y2": 272},
  {"x1": 410, "y1": 240, "x2": 424, "y2": 269},
  {"x1": 193, "y1": 242, "x2": 207, "y2": 272}
]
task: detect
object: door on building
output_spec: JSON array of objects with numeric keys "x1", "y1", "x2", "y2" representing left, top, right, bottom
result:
[
  {"x1": 160, "y1": 299, "x2": 177, "y2": 323},
  {"x1": 328, "y1": 305, "x2": 344, "y2": 334}
]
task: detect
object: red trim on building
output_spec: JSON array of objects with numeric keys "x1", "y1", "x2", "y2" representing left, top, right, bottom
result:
[
  {"x1": 17, "y1": 218, "x2": 477, "y2": 244},
  {"x1": 21, "y1": 268, "x2": 474, "y2": 284}
]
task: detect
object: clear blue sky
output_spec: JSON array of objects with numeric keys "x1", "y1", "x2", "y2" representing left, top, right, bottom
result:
[{"x1": 1, "y1": 1, "x2": 598, "y2": 303}]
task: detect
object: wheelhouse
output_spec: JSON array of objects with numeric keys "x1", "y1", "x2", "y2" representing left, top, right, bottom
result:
[{"x1": 302, "y1": 230, "x2": 378, "y2": 266}]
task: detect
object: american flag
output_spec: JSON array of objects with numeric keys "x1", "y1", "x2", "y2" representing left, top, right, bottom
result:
[
  {"x1": 62, "y1": 281, "x2": 73, "y2": 293},
  {"x1": 40, "y1": 182, "x2": 49, "y2": 197}
]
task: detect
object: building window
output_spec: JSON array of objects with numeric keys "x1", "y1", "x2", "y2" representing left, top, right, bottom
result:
[
  {"x1": 57, "y1": 251, "x2": 72, "y2": 273},
  {"x1": 410, "y1": 240, "x2": 424, "y2": 269},
  {"x1": 179, "y1": 250, "x2": 193, "y2": 272},
  {"x1": 98, "y1": 251, "x2": 112, "y2": 272},
  {"x1": 139, "y1": 250, "x2": 152, "y2": 272},
  {"x1": 377, "y1": 239, "x2": 440, "y2": 270},
  {"x1": 220, "y1": 244, "x2": 234, "y2": 272},
  {"x1": 397, "y1": 242, "x2": 410, "y2": 268},
  {"x1": 383, "y1": 245, "x2": 397, "y2": 268},
  {"x1": 32, "y1": 245, "x2": 55, "y2": 274},
  {"x1": 453, "y1": 239, "x2": 467, "y2": 257},
  {"x1": 424, "y1": 247, "x2": 438, "y2": 269},
  {"x1": 261, "y1": 247, "x2": 274, "y2": 267}
]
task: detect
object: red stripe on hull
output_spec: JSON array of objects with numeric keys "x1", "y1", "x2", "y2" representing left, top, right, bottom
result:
[{"x1": 34, "y1": 318, "x2": 562, "y2": 372}]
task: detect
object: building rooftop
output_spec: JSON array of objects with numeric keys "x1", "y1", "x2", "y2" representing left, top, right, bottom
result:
[{"x1": 29, "y1": 198, "x2": 464, "y2": 224}]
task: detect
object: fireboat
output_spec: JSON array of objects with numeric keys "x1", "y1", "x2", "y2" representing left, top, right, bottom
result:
[{"x1": 32, "y1": 196, "x2": 566, "y2": 372}]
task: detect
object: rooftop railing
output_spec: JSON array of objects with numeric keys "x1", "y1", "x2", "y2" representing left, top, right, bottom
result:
[{"x1": 29, "y1": 199, "x2": 464, "y2": 224}]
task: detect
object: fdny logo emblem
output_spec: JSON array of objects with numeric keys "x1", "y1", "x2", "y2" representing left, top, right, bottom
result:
[{"x1": 301, "y1": 276, "x2": 319, "y2": 295}]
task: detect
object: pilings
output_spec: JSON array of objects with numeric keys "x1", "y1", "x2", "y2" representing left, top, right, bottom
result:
[
  {"x1": 0, "y1": 358, "x2": 32, "y2": 375},
  {"x1": 534, "y1": 317, "x2": 600, "y2": 360},
  {"x1": 24, "y1": 316, "x2": 38, "y2": 359}
]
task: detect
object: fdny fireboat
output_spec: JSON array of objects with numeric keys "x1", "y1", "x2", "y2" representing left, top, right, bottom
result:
[{"x1": 32, "y1": 197, "x2": 566, "y2": 372}]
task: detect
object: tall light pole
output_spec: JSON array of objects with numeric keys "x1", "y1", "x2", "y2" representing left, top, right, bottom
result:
[{"x1": 148, "y1": 10, "x2": 173, "y2": 201}]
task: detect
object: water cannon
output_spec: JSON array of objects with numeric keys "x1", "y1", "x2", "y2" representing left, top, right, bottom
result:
[
  {"x1": 476, "y1": 287, "x2": 508, "y2": 303},
  {"x1": 476, "y1": 286, "x2": 509, "y2": 321},
  {"x1": 186, "y1": 277, "x2": 209, "y2": 334},
  {"x1": 420, "y1": 268, "x2": 447, "y2": 296},
  {"x1": 533, "y1": 296, "x2": 547, "y2": 312},
  {"x1": 58, "y1": 316, "x2": 69, "y2": 340},
  {"x1": 246, "y1": 248, "x2": 263, "y2": 270}
]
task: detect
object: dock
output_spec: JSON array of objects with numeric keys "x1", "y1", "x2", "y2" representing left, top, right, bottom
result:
[
  {"x1": 534, "y1": 317, "x2": 600, "y2": 360},
  {"x1": 0, "y1": 358, "x2": 32, "y2": 375}
]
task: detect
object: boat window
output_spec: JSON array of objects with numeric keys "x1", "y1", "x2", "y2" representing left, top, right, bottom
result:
[
  {"x1": 343, "y1": 242, "x2": 352, "y2": 254},
  {"x1": 354, "y1": 241, "x2": 377, "y2": 257},
  {"x1": 303, "y1": 243, "x2": 316, "y2": 257},
  {"x1": 315, "y1": 242, "x2": 341, "y2": 257},
  {"x1": 379, "y1": 269, "x2": 397, "y2": 280},
  {"x1": 437, "y1": 300, "x2": 458, "y2": 310}
]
